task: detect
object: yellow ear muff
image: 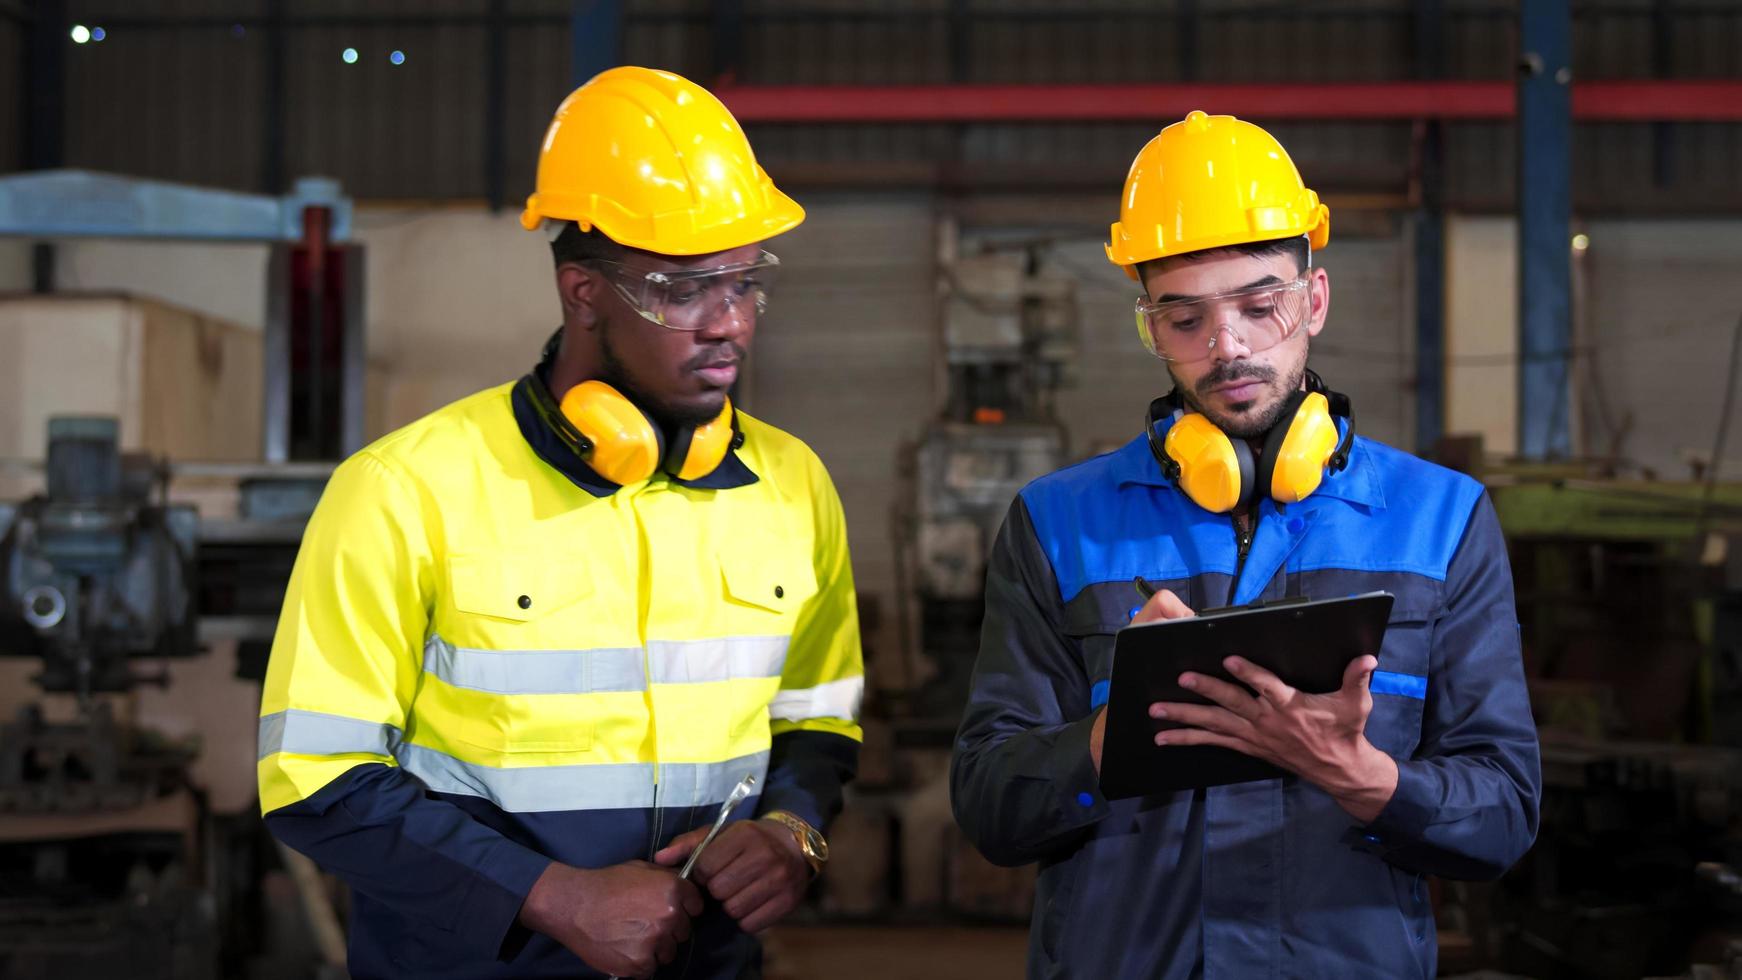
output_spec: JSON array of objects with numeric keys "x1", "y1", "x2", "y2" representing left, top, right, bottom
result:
[
  {"x1": 1267, "y1": 390, "x2": 1340, "y2": 503},
  {"x1": 672, "y1": 397, "x2": 735, "y2": 481},
  {"x1": 1162, "y1": 412, "x2": 1250, "y2": 514},
  {"x1": 559, "y1": 380, "x2": 663, "y2": 485}
]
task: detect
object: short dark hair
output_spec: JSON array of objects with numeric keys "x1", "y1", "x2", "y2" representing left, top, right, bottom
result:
[
  {"x1": 1137, "y1": 235, "x2": 1310, "y2": 283},
  {"x1": 550, "y1": 221, "x2": 626, "y2": 269}
]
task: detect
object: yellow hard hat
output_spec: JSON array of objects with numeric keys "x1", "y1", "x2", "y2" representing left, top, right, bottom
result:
[
  {"x1": 1105, "y1": 110, "x2": 1329, "y2": 280},
  {"x1": 520, "y1": 66, "x2": 804, "y2": 255}
]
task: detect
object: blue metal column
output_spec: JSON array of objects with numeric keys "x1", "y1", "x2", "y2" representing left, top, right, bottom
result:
[
  {"x1": 1413, "y1": 0, "x2": 1446, "y2": 456},
  {"x1": 571, "y1": 0, "x2": 623, "y2": 90},
  {"x1": 1518, "y1": 0, "x2": 1573, "y2": 459}
]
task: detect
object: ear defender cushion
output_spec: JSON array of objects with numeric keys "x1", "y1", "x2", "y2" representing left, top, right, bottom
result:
[
  {"x1": 670, "y1": 398, "x2": 735, "y2": 481},
  {"x1": 1162, "y1": 412, "x2": 1249, "y2": 514},
  {"x1": 560, "y1": 380, "x2": 663, "y2": 485},
  {"x1": 1265, "y1": 390, "x2": 1341, "y2": 503}
]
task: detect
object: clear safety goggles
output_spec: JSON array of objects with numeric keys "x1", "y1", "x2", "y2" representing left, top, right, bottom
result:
[
  {"x1": 1134, "y1": 275, "x2": 1312, "y2": 363},
  {"x1": 594, "y1": 250, "x2": 781, "y2": 331}
]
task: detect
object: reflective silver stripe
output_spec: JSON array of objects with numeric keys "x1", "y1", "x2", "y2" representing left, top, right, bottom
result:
[
  {"x1": 770, "y1": 676, "x2": 864, "y2": 723},
  {"x1": 423, "y1": 634, "x2": 646, "y2": 695},
  {"x1": 258, "y1": 709, "x2": 400, "y2": 761},
  {"x1": 647, "y1": 636, "x2": 788, "y2": 684},
  {"x1": 421, "y1": 634, "x2": 788, "y2": 695},
  {"x1": 394, "y1": 743, "x2": 770, "y2": 813}
]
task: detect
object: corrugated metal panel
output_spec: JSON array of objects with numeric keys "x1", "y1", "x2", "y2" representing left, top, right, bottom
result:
[
  {"x1": 67, "y1": 0, "x2": 266, "y2": 18},
  {"x1": 28, "y1": 2, "x2": 1742, "y2": 210},
  {"x1": 1574, "y1": 0, "x2": 1653, "y2": 78},
  {"x1": 1444, "y1": 3, "x2": 1514, "y2": 80},
  {"x1": 0, "y1": 18, "x2": 21, "y2": 173},
  {"x1": 502, "y1": 23, "x2": 572, "y2": 208},
  {"x1": 63, "y1": 22, "x2": 263, "y2": 191},
  {"x1": 284, "y1": 22, "x2": 485, "y2": 199}
]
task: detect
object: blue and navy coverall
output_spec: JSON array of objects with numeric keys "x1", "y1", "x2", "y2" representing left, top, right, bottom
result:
[{"x1": 951, "y1": 422, "x2": 1541, "y2": 978}]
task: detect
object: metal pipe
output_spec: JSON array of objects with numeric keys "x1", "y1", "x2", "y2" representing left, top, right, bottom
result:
[{"x1": 710, "y1": 80, "x2": 1742, "y2": 124}]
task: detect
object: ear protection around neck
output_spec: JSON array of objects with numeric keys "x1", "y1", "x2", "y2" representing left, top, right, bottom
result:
[
  {"x1": 1145, "y1": 369, "x2": 1354, "y2": 513},
  {"x1": 522, "y1": 362, "x2": 741, "y2": 486},
  {"x1": 556, "y1": 380, "x2": 736, "y2": 484}
]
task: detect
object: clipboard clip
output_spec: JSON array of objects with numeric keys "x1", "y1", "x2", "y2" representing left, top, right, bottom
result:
[{"x1": 1195, "y1": 594, "x2": 1313, "y2": 618}]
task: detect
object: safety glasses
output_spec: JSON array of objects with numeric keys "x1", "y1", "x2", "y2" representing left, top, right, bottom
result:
[
  {"x1": 594, "y1": 250, "x2": 781, "y2": 331},
  {"x1": 1134, "y1": 276, "x2": 1312, "y2": 363}
]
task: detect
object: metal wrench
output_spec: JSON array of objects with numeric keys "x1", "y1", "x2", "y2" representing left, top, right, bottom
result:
[
  {"x1": 607, "y1": 774, "x2": 757, "y2": 980},
  {"x1": 678, "y1": 773, "x2": 757, "y2": 880}
]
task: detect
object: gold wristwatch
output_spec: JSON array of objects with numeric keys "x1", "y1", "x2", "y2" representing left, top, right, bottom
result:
[{"x1": 761, "y1": 810, "x2": 829, "y2": 877}]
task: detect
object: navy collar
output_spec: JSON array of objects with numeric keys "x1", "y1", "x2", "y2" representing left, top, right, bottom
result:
[{"x1": 511, "y1": 349, "x2": 759, "y2": 498}]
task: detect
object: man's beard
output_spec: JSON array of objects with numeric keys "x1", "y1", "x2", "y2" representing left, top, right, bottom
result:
[
  {"x1": 598, "y1": 323, "x2": 736, "y2": 430},
  {"x1": 1174, "y1": 359, "x2": 1307, "y2": 440}
]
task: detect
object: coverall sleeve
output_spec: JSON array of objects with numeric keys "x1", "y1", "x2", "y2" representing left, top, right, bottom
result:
[
  {"x1": 950, "y1": 497, "x2": 1109, "y2": 867},
  {"x1": 1364, "y1": 494, "x2": 1543, "y2": 880},
  {"x1": 757, "y1": 456, "x2": 863, "y2": 831},
  {"x1": 258, "y1": 451, "x2": 551, "y2": 958}
]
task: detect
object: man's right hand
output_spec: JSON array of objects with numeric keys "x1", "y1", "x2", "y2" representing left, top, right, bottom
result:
[
  {"x1": 1091, "y1": 588, "x2": 1196, "y2": 773},
  {"x1": 518, "y1": 860, "x2": 704, "y2": 979}
]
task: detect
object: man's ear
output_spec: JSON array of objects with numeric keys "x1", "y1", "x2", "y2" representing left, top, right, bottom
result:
[
  {"x1": 1304, "y1": 266, "x2": 1330, "y2": 339},
  {"x1": 556, "y1": 263, "x2": 602, "y2": 327}
]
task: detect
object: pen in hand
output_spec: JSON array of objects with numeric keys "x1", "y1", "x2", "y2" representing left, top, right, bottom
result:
[{"x1": 1134, "y1": 575, "x2": 1157, "y2": 601}]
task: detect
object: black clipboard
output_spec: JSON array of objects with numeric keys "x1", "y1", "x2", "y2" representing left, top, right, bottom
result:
[{"x1": 1098, "y1": 591, "x2": 1394, "y2": 800}]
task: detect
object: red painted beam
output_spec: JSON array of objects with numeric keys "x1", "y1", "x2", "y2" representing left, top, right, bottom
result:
[{"x1": 715, "y1": 81, "x2": 1742, "y2": 124}]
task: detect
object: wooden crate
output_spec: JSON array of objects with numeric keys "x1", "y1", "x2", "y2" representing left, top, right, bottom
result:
[{"x1": 0, "y1": 292, "x2": 263, "y2": 464}]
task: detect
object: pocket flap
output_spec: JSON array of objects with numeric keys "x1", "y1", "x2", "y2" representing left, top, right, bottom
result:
[
  {"x1": 448, "y1": 553, "x2": 593, "y2": 622},
  {"x1": 720, "y1": 549, "x2": 818, "y2": 614}
]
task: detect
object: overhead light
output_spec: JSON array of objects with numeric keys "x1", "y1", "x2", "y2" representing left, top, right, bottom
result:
[
  {"x1": 1571, "y1": 233, "x2": 1590, "y2": 252},
  {"x1": 90, "y1": 27, "x2": 106, "y2": 42},
  {"x1": 70, "y1": 24, "x2": 91, "y2": 44},
  {"x1": 389, "y1": 50, "x2": 405, "y2": 65},
  {"x1": 342, "y1": 47, "x2": 359, "y2": 64}
]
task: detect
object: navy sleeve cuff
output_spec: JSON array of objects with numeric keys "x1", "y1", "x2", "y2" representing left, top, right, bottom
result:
[
  {"x1": 1040, "y1": 712, "x2": 1112, "y2": 830},
  {"x1": 460, "y1": 837, "x2": 553, "y2": 962},
  {"x1": 1356, "y1": 759, "x2": 1435, "y2": 853}
]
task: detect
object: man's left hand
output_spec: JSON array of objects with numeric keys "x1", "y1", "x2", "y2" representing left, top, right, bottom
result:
[
  {"x1": 653, "y1": 820, "x2": 811, "y2": 935},
  {"x1": 1149, "y1": 654, "x2": 1399, "y2": 822}
]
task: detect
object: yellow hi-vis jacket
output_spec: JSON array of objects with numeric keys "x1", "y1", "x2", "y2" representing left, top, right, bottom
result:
[{"x1": 257, "y1": 375, "x2": 863, "y2": 979}]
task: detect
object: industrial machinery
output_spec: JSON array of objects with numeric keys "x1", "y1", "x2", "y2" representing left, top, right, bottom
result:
[
  {"x1": 895, "y1": 236, "x2": 1078, "y2": 727},
  {"x1": 1456, "y1": 470, "x2": 1742, "y2": 979},
  {"x1": 0, "y1": 416, "x2": 213, "y2": 978},
  {"x1": 0, "y1": 170, "x2": 364, "y2": 979}
]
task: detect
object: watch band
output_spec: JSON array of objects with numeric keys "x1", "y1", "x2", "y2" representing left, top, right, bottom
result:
[{"x1": 761, "y1": 810, "x2": 827, "y2": 876}]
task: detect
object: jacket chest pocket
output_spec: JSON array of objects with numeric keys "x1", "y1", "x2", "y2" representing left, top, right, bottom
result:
[
  {"x1": 718, "y1": 546, "x2": 818, "y2": 620},
  {"x1": 437, "y1": 553, "x2": 614, "y2": 756},
  {"x1": 1366, "y1": 601, "x2": 1434, "y2": 759}
]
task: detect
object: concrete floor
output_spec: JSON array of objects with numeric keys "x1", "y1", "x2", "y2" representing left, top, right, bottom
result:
[{"x1": 763, "y1": 925, "x2": 1029, "y2": 980}]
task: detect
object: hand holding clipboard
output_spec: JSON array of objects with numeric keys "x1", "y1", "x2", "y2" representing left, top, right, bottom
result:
[{"x1": 1099, "y1": 590, "x2": 1394, "y2": 800}]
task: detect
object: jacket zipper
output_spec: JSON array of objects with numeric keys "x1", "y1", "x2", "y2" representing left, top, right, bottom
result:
[{"x1": 1230, "y1": 514, "x2": 1254, "y2": 604}]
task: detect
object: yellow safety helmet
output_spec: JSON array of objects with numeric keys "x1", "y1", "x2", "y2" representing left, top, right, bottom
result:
[
  {"x1": 1106, "y1": 110, "x2": 1329, "y2": 280},
  {"x1": 520, "y1": 66, "x2": 804, "y2": 255}
]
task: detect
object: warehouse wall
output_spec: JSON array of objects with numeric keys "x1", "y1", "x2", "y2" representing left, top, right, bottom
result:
[
  {"x1": 0, "y1": 242, "x2": 29, "y2": 292},
  {"x1": 40, "y1": 205, "x2": 1742, "y2": 668},
  {"x1": 1584, "y1": 218, "x2": 1742, "y2": 481},
  {"x1": 1446, "y1": 216, "x2": 1519, "y2": 457}
]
